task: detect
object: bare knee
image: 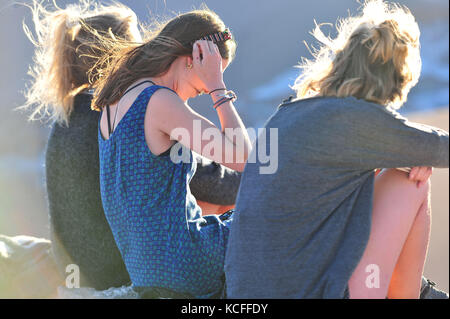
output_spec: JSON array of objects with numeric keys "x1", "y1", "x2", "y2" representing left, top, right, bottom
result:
[
  {"x1": 373, "y1": 169, "x2": 432, "y2": 234},
  {"x1": 378, "y1": 167, "x2": 432, "y2": 234}
]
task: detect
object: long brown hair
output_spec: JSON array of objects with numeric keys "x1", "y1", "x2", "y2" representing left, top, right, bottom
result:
[
  {"x1": 293, "y1": 0, "x2": 421, "y2": 109},
  {"x1": 21, "y1": 0, "x2": 139, "y2": 125},
  {"x1": 91, "y1": 7, "x2": 236, "y2": 111}
]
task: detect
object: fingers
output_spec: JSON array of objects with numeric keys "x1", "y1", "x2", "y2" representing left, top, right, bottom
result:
[
  {"x1": 205, "y1": 40, "x2": 219, "y2": 54},
  {"x1": 415, "y1": 167, "x2": 429, "y2": 181},
  {"x1": 211, "y1": 41, "x2": 220, "y2": 55},
  {"x1": 211, "y1": 41, "x2": 220, "y2": 57},
  {"x1": 193, "y1": 40, "x2": 210, "y2": 66},
  {"x1": 190, "y1": 39, "x2": 224, "y2": 92},
  {"x1": 196, "y1": 40, "x2": 210, "y2": 58},
  {"x1": 420, "y1": 167, "x2": 433, "y2": 187},
  {"x1": 409, "y1": 166, "x2": 419, "y2": 180},
  {"x1": 206, "y1": 40, "x2": 214, "y2": 53},
  {"x1": 192, "y1": 42, "x2": 202, "y2": 66},
  {"x1": 409, "y1": 166, "x2": 433, "y2": 188},
  {"x1": 414, "y1": 167, "x2": 426, "y2": 188},
  {"x1": 194, "y1": 40, "x2": 219, "y2": 57}
]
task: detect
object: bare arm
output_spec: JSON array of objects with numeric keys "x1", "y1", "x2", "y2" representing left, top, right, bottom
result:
[
  {"x1": 146, "y1": 40, "x2": 252, "y2": 172},
  {"x1": 147, "y1": 90, "x2": 248, "y2": 172}
]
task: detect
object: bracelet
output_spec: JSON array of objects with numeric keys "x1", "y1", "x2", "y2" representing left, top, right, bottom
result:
[
  {"x1": 212, "y1": 90, "x2": 237, "y2": 109},
  {"x1": 213, "y1": 90, "x2": 237, "y2": 102},
  {"x1": 208, "y1": 88, "x2": 227, "y2": 95},
  {"x1": 214, "y1": 97, "x2": 232, "y2": 109}
]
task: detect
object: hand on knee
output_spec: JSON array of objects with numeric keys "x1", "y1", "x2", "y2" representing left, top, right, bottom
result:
[{"x1": 378, "y1": 168, "x2": 430, "y2": 198}]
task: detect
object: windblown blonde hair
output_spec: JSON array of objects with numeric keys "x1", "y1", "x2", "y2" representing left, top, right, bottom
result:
[
  {"x1": 293, "y1": 0, "x2": 421, "y2": 109},
  {"x1": 21, "y1": 0, "x2": 139, "y2": 126}
]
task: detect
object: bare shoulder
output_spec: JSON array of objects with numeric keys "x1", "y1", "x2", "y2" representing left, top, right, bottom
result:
[
  {"x1": 146, "y1": 87, "x2": 185, "y2": 114},
  {"x1": 144, "y1": 87, "x2": 193, "y2": 136}
]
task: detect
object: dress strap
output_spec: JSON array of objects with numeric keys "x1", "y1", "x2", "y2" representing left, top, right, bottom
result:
[
  {"x1": 106, "y1": 105, "x2": 112, "y2": 137},
  {"x1": 105, "y1": 80, "x2": 156, "y2": 138},
  {"x1": 123, "y1": 80, "x2": 156, "y2": 97}
]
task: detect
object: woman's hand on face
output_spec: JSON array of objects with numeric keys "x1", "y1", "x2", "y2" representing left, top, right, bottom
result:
[
  {"x1": 409, "y1": 166, "x2": 433, "y2": 188},
  {"x1": 192, "y1": 40, "x2": 225, "y2": 92}
]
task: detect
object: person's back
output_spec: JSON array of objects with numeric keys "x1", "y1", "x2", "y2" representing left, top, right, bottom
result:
[
  {"x1": 226, "y1": 97, "x2": 378, "y2": 298},
  {"x1": 21, "y1": 1, "x2": 142, "y2": 289},
  {"x1": 98, "y1": 85, "x2": 232, "y2": 298},
  {"x1": 225, "y1": 96, "x2": 449, "y2": 298},
  {"x1": 46, "y1": 93, "x2": 130, "y2": 289}
]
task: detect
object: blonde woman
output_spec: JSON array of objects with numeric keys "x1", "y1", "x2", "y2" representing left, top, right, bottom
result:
[
  {"x1": 22, "y1": 0, "x2": 241, "y2": 291},
  {"x1": 225, "y1": 0, "x2": 449, "y2": 299}
]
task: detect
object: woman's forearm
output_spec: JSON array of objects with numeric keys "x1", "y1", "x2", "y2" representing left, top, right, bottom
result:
[{"x1": 210, "y1": 88, "x2": 252, "y2": 166}]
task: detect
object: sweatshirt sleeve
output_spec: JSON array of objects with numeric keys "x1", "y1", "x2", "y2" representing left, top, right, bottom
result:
[
  {"x1": 189, "y1": 152, "x2": 241, "y2": 205},
  {"x1": 324, "y1": 101, "x2": 449, "y2": 170}
]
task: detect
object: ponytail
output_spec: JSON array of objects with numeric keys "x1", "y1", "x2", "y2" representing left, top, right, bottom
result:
[
  {"x1": 20, "y1": 0, "x2": 138, "y2": 126},
  {"x1": 22, "y1": 1, "x2": 81, "y2": 125}
]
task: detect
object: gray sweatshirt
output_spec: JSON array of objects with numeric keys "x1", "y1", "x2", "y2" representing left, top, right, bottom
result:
[{"x1": 225, "y1": 96, "x2": 449, "y2": 299}]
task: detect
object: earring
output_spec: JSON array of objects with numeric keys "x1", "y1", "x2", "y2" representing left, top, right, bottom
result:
[{"x1": 186, "y1": 63, "x2": 193, "y2": 69}]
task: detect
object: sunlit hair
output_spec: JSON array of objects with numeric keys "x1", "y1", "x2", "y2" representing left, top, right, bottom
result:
[
  {"x1": 293, "y1": 0, "x2": 421, "y2": 109},
  {"x1": 21, "y1": 0, "x2": 139, "y2": 126},
  {"x1": 91, "y1": 6, "x2": 237, "y2": 111}
]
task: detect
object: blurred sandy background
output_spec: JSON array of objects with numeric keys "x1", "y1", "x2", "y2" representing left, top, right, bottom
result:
[{"x1": 0, "y1": 0, "x2": 448, "y2": 292}]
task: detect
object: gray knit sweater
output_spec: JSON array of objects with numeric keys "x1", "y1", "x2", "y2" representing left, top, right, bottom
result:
[
  {"x1": 225, "y1": 96, "x2": 449, "y2": 299},
  {"x1": 46, "y1": 93, "x2": 241, "y2": 290}
]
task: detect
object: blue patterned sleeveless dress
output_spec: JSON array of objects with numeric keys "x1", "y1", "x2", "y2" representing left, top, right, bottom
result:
[{"x1": 98, "y1": 85, "x2": 233, "y2": 298}]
